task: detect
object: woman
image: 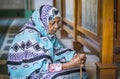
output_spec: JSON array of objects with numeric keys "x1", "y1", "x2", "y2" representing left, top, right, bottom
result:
[{"x1": 7, "y1": 5, "x2": 88, "y2": 79}]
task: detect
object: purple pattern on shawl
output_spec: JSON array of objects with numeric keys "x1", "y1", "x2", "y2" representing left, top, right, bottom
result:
[
  {"x1": 20, "y1": 18, "x2": 35, "y2": 31},
  {"x1": 8, "y1": 51, "x2": 42, "y2": 61},
  {"x1": 40, "y1": 5, "x2": 52, "y2": 29}
]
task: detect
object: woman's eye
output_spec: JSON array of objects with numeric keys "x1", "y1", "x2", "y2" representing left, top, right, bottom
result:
[
  {"x1": 50, "y1": 21, "x2": 55, "y2": 25},
  {"x1": 58, "y1": 21, "x2": 61, "y2": 26}
]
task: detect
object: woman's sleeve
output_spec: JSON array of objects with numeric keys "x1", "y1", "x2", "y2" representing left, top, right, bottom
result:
[
  {"x1": 48, "y1": 63, "x2": 62, "y2": 72},
  {"x1": 54, "y1": 48, "x2": 76, "y2": 63},
  {"x1": 47, "y1": 35, "x2": 76, "y2": 72},
  {"x1": 49, "y1": 35, "x2": 76, "y2": 63}
]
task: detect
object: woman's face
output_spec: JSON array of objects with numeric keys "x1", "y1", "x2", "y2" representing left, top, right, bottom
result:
[{"x1": 48, "y1": 17, "x2": 60, "y2": 34}]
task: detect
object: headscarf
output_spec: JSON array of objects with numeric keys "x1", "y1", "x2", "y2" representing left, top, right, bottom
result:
[{"x1": 28, "y1": 5, "x2": 60, "y2": 36}]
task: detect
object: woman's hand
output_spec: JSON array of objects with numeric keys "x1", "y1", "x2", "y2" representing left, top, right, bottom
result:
[
  {"x1": 62, "y1": 53, "x2": 86, "y2": 70},
  {"x1": 70, "y1": 53, "x2": 86, "y2": 67},
  {"x1": 78, "y1": 53, "x2": 86, "y2": 67}
]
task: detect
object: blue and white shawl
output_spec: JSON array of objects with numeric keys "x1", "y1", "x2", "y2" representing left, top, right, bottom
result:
[{"x1": 7, "y1": 5, "x2": 88, "y2": 79}]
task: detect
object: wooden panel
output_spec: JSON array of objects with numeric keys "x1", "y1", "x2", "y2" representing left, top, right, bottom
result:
[
  {"x1": 77, "y1": 0, "x2": 82, "y2": 26},
  {"x1": 96, "y1": 63, "x2": 117, "y2": 79},
  {"x1": 77, "y1": 36, "x2": 99, "y2": 56},
  {"x1": 114, "y1": 47, "x2": 120, "y2": 63},
  {"x1": 114, "y1": 54, "x2": 120, "y2": 63},
  {"x1": 60, "y1": 29, "x2": 68, "y2": 38},
  {"x1": 73, "y1": 0, "x2": 77, "y2": 40},
  {"x1": 53, "y1": 0, "x2": 61, "y2": 13},
  {"x1": 96, "y1": 0, "x2": 117, "y2": 79},
  {"x1": 101, "y1": 0, "x2": 114, "y2": 64},
  {"x1": 63, "y1": 18, "x2": 74, "y2": 27},
  {"x1": 97, "y1": 0, "x2": 102, "y2": 37},
  {"x1": 77, "y1": 25, "x2": 101, "y2": 42},
  {"x1": 63, "y1": 25, "x2": 74, "y2": 37},
  {"x1": 115, "y1": 0, "x2": 120, "y2": 47}
]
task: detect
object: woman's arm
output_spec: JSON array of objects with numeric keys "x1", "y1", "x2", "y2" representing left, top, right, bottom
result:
[
  {"x1": 49, "y1": 53, "x2": 86, "y2": 72},
  {"x1": 62, "y1": 53, "x2": 86, "y2": 70}
]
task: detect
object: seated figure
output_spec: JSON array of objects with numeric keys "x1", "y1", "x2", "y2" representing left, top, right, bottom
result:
[{"x1": 7, "y1": 5, "x2": 88, "y2": 79}]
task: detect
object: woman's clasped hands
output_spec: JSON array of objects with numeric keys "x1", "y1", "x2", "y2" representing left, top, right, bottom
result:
[{"x1": 69, "y1": 53, "x2": 86, "y2": 68}]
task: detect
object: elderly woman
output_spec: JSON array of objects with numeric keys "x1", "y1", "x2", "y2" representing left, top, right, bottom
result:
[{"x1": 7, "y1": 5, "x2": 88, "y2": 79}]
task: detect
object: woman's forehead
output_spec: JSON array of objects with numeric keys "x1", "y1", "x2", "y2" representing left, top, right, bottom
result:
[
  {"x1": 54, "y1": 17, "x2": 60, "y2": 20},
  {"x1": 53, "y1": 17, "x2": 60, "y2": 22},
  {"x1": 49, "y1": 17, "x2": 60, "y2": 22}
]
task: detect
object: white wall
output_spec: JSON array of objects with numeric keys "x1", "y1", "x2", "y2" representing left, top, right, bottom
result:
[
  {"x1": 0, "y1": 0, "x2": 24, "y2": 9},
  {"x1": 32, "y1": 0, "x2": 53, "y2": 10}
]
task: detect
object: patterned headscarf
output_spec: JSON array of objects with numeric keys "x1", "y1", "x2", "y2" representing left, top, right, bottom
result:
[{"x1": 31, "y1": 5, "x2": 61, "y2": 36}]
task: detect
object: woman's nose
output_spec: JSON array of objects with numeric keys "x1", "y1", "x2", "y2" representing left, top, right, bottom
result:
[{"x1": 54, "y1": 23, "x2": 59, "y2": 29}]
